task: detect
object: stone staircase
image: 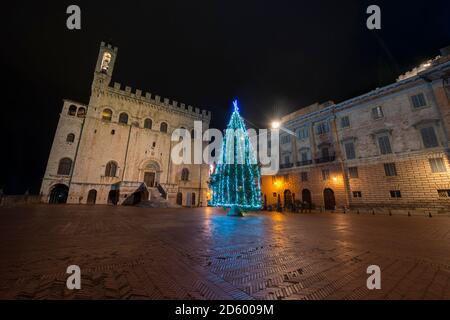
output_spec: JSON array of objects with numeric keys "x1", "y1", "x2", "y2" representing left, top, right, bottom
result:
[{"x1": 136, "y1": 187, "x2": 169, "y2": 208}]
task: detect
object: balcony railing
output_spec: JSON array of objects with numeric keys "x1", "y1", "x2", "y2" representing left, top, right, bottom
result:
[
  {"x1": 280, "y1": 163, "x2": 294, "y2": 169},
  {"x1": 315, "y1": 155, "x2": 336, "y2": 164},
  {"x1": 296, "y1": 160, "x2": 313, "y2": 167}
]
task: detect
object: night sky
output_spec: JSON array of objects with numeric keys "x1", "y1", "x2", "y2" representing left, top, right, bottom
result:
[{"x1": 1, "y1": 0, "x2": 449, "y2": 194}]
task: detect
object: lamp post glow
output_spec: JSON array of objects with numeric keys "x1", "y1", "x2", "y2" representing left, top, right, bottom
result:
[{"x1": 272, "y1": 121, "x2": 281, "y2": 129}]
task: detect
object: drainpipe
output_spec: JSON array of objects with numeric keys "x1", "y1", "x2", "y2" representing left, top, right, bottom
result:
[{"x1": 122, "y1": 124, "x2": 133, "y2": 181}]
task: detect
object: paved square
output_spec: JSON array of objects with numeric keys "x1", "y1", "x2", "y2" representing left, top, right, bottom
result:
[{"x1": 0, "y1": 205, "x2": 449, "y2": 300}]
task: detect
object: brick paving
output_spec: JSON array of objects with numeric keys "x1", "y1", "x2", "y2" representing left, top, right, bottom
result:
[{"x1": 0, "y1": 205, "x2": 449, "y2": 300}]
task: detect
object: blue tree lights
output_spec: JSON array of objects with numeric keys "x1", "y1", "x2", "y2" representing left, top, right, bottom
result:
[{"x1": 209, "y1": 100, "x2": 262, "y2": 215}]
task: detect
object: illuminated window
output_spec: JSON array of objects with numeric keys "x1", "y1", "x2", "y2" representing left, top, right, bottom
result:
[
  {"x1": 101, "y1": 52, "x2": 112, "y2": 73},
  {"x1": 57, "y1": 158, "x2": 72, "y2": 175},
  {"x1": 102, "y1": 108, "x2": 113, "y2": 122}
]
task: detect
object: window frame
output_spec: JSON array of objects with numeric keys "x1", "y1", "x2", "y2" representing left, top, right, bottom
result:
[
  {"x1": 384, "y1": 163, "x2": 398, "y2": 177},
  {"x1": 429, "y1": 158, "x2": 447, "y2": 173},
  {"x1": 101, "y1": 108, "x2": 113, "y2": 122},
  {"x1": 341, "y1": 116, "x2": 350, "y2": 128},
  {"x1": 57, "y1": 158, "x2": 73, "y2": 176},
  {"x1": 348, "y1": 167, "x2": 359, "y2": 179},
  {"x1": 144, "y1": 118, "x2": 153, "y2": 130},
  {"x1": 410, "y1": 92, "x2": 428, "y2": 109},
  {"x1": 118, "y1": 112, "x2": 129, "y2": 125},
  {"x1": 371, "y1": 106, "x2": 384, "y2": 120},
  {"x1": 105, "y1": 161, "x2": 118, "y2": 177},
  {"x1": 66, "y1": 133, "x2": 75, "y2": 143},
  {"x1": 420, "y1": 126, "x2": 439, "y2": 149}
]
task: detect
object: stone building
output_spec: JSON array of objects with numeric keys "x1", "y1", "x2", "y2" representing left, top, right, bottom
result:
[
  {"x1": 41, "y1": 42, "x2": 212, "y2": 206},
  {"x1": 262, "y1": 46, "x2": 450, "y2": 212}
]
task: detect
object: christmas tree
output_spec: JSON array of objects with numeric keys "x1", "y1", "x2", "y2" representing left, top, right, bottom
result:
[{"x1": 209, "y1": 100, "x2": 262, "y2": 215}]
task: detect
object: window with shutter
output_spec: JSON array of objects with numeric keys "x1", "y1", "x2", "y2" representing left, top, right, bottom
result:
[
  {"x1": 384, "y1": 163, "x2": 397, "y2": 176},
  {"x1": 429, "y1": 158, "x2": 446, "y2": 173},
  {"x1": 371, "y1": 106, "x2": 384, "y2": 119},
  {"x1": 411, "y1": 93, "x2": 427, "y2": 108},
  {"x1": 378, "y1": 136, "x2": 392, "y2": 154},
  {"x1": 420, "y1": 127, "x2": 439, "y2": 148},
  {"x1": 344, "y1": 142, "x2": 356, "y2": 159},
  {"x1": 341, "y1": 116, "x2": 350, "y2": 128},
  {"x1": 348, "y1": 167, "x2": 359, "y2": 178}
]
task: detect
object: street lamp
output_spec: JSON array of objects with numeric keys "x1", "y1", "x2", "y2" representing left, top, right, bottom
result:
[{"x1": 271, "y1": 121, "x2": 281, "y2": 129}]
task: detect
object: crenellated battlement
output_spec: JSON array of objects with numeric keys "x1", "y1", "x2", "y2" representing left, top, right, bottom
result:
[
  {"x1": 100, "y1": 41, "x2": 118, "y2": 52},
  {"x1": 108, "y1": 82, "x2": 212, "y2": 121}
]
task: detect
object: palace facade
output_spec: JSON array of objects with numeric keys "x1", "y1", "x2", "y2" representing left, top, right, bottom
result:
[
  {"x1": 41, "y1": 42, "x2": 211, "y2": 206},
  {"x1": 262, "y1": 46, "x2": 450, "y2": 212}
]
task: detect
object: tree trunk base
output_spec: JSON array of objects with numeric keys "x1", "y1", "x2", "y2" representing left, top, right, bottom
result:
[{"x1": 227, "y1": 205, "x2": 244, "y2": 217}]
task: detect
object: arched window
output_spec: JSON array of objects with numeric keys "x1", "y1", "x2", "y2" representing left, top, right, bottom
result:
[
  {"x1": 57, "y1": 158, "x2": 72, "y2": 175},
  {"x1": 77, "y1": 107, "x2": 86, "y2": 118},
  {"x1": 160, "y1": 122, "x2": 168, "y2": 133},
  {"x1": 181, "y1": 168, "x2": 190, "y2": 181},
  {"x1": 102, "y1": 108, "x2": 113, "y2": 121},
  {"x1": 101, "y1": 52, "x2": 112, "y2": 73},
  {"x1": 66, "y1": 133, "x2": 75, "y2": 143},
  {"x1": 144, "y1": 118, "x2": 152, "y2": 129},
  {"x1": 105, "y1": 161, "x2": 118, "y2": 177},
  {"x1": 119, "y1": 112, "x2": 128, "y2": 125},
  {"x1": 68, "y1": 105, "x2": 77, "y2": 116}
]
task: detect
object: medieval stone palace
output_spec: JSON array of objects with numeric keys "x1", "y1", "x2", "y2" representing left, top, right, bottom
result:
[{"x1": 41, "y1": 42, "x2": 211, "y2": 206}]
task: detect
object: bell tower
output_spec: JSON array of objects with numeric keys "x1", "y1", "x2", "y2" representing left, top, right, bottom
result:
[{"x1": 92, "y1": 41, "x2": 118, "y2": 90}]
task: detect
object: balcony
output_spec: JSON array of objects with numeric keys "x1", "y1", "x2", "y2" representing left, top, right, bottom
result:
[
  {"x1": 314, "y1": 155, "x2": 336, "y2": 164},
  {"x1": 280, "y1": 163, "x2": 294, "y2": 169},
  {"x1": 296, "y1": 160, "x2": 313, "y2": 167}
]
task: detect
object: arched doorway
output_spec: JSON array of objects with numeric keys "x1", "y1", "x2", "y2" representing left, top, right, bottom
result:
[
  {"x1": 143, "y1": 161, "x2": 161, "y2": 188},
  {"x1": 323, "y1": 188, "x2": 336, "y2": 210},
  {"x1": 87, "y1": 189, "x2": 97, "y2": 205},
  {"x1": 302, "y1": 189, "x2": 312, "y2": 205},
  {"x1": 49, "y1": 184, "x2": 69, "y2": 204},
  {"x1": 284, "y1": 190, "x2": 293, "y2": 210},
  {"x1": 108, "y1": 190, "x2": 119, "y2": 205},
  {"x1": 176, "y1": 192, "x2": 183, "y2": 205}
]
